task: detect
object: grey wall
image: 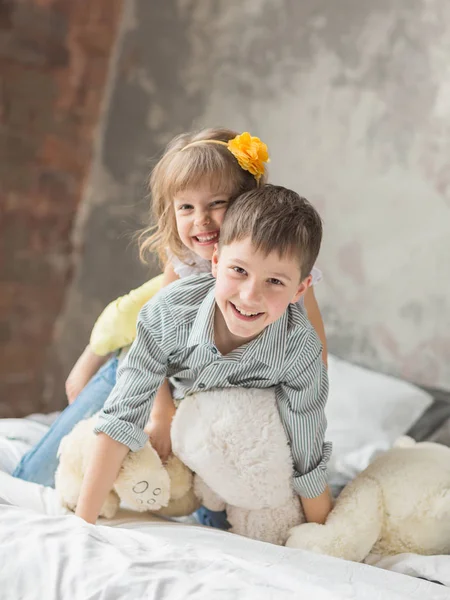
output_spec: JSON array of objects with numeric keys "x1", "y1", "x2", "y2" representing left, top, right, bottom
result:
[{"x1": 51, "y1": 0, "x2": 450, "y2": 403}]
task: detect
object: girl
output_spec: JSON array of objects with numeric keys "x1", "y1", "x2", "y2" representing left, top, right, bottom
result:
[{"x1": 13, "y1": 128, "x2": 327, "y2": 525}]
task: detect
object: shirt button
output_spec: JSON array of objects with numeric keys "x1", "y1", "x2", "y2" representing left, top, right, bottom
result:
[
  {"x1": 198, "y1": 383, "x2": 206, "y2": 389},
  {"x1": 211, "y1": 347, "x2": 218, "y2": 354}
]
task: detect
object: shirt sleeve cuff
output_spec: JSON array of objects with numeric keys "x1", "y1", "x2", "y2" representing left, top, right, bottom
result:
[
  {"x1": 292, "y1": 441, "x2": 332, "y2": 498},
  {"x1": 94, "y1": 413, "x2": 148, "y2": 452}
]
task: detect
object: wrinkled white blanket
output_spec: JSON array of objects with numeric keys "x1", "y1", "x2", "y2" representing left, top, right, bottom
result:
[
  {"x1": 0, "y1": 470, "x2": 449, "y2": 598},
  {"x1": 0, "y1": 501, "x2": 448, "y2": 600},
  {"x1": 0, "y1": 356, "x2": 446, "y2": 597}
]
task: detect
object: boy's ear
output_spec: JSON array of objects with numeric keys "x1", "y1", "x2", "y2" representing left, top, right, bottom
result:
[
  {"x1": 211, "y1": 244, "x2": 219, "y2": 278},
  {"x1": 291, "y1": 274, "x2": 312, "y2": 304}
]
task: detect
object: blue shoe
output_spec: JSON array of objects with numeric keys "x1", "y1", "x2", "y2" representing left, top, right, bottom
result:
[{"x1": 195, "y1": 506, "x2": 230, "y2": 530}]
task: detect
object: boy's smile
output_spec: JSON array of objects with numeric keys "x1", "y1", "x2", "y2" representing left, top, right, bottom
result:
[{"x1": 212, "y1": 237, "x2": 311, "y2": 353}]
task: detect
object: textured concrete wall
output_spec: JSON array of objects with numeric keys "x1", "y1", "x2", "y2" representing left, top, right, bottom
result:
[
  {"x1": 52, "y1": 0, "x2": 450, "y2": 407},
  {"x1": 0, "y1": 0, "x2": 123, "y2": 416}
]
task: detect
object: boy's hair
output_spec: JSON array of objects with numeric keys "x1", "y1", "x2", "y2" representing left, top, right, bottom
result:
[
  {"x1": 219, "y1": 184, "x2": 322, "y2": 280},
  {"x1": 139, "y1": 127, "x2": 266, "y2": 265}
]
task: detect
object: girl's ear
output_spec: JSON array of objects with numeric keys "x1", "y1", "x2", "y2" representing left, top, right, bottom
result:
[{"x1": 211, "y1": 244, "x2": 219, "y2": 277}]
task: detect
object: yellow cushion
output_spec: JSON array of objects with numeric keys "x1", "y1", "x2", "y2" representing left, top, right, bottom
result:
[{"x1": 90, "y1": 274, "x2": 164, "y2": 355}]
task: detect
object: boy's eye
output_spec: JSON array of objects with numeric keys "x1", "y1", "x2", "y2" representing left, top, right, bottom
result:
[
  {"x1": 268, "y1": 278, "x2": 283, "y2": 286},
  {"x1": 232, "y1": 266, "x2": 247, "y2": 275},
  {"x1": 210, "y1": 200, "x2": 228, "y2": 208}
]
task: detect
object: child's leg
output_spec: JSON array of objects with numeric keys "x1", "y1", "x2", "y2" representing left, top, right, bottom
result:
[{"x1": 13, "y1": 357, "x2": 118, "y2": 488}]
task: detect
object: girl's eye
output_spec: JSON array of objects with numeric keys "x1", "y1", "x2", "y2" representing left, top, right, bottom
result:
[
  {"x1": 178, "y1": 204, "x2": 193, "y2": 211},
  {"x1": 268, "y1": 278, "x2": 283, "y2": 286},
  {"x1": 232, "y1": 266, "x2": 247, "y2": 275}
]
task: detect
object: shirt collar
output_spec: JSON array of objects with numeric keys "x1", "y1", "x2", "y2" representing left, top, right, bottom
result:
[
  {"x1": 186, "y1": 286, "x2": 216, "y2": 348},
  {"x1": 234, "y1": 308, "x2": 288, "y2": 369}
]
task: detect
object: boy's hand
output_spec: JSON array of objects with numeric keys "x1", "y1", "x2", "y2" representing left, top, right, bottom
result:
[
  {"x1": 301, "y1": 486, "x2": 333, "y2": 524},
  {"x1": 146, "y1": 416, "x2": 173, "y2": 463}
]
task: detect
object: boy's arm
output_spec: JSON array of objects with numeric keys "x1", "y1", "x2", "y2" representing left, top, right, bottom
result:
[
  {"x1": 75, "y1": 433, "x2": 129, "y2": 523},
  {"x1": 76, "y1": 296, "x2": 174, "y2": 523},
  {"x1": 143, "y1": 264, "x2": 180, "y2": 460},
  {"x1": 303, "y1": 287, "x2": 328, "y2": 367},
  {"x1": 301, "y1": 487, "x2": 333, "y2": 524},
  {"x1": 145, "y1": 379, "x2": 177, "y2": 462},
  {"x1": 276, "y1": 332, "x2": 332, "y2": 523}
]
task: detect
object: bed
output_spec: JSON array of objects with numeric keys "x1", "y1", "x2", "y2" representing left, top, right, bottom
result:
[{"x1": 1, "y1": 355, "x2": 450, "y2": 599}]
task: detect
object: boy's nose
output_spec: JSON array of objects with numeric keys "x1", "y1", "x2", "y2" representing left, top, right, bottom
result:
[{"x1": 241, "y1": 282, "x2": 261, "y2": 304}]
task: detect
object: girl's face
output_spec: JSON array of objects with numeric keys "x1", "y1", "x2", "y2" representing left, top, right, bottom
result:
[{"x1": 173, "y1": 183, "x2": 231, "y2": 260}]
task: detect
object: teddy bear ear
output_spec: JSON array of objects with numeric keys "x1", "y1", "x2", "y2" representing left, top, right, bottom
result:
[{"x1": 393, "y1": 436, "x2": 416, "y2": 448}]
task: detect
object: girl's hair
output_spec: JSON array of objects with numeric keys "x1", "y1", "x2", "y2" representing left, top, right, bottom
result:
[{"x1": 139, "y1": 127, "x2": 266, "y2": 265}]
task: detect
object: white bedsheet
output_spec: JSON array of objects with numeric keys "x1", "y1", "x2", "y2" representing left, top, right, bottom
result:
[
  {"x1": 0, "y1": 503, "x2": 448, "y2": 600},
  {"x1": 0, "y1": 371, "x2": 445, "y2": 597},
  {"x1": 0, "y1": 471, "x2": 449, "y2": 598},
  {"x1": 0, "y1": 413, "x2": 59, "y2": 474}
]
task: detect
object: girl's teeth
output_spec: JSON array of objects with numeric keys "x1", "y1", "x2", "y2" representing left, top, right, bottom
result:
[{"x1": 196, "y1": 233, "x2": 217, "y2": 242}]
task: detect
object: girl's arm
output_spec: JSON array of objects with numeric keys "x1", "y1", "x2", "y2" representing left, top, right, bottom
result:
[
  {"x1": 65, "y1": 346, "x2": 112, "y2": 404},
  {"x1": 160, "y1": 260, "x2": 179, "y2": 287},
  {"x1": 66, "y1": 267, "x2": 173, "y2": 404},
  {"x1": 303, "y1": 286, "x2": 328, "y2": 367},
  {"x1": 89, "y1": 273, "x2": 166, "y2": 356}
]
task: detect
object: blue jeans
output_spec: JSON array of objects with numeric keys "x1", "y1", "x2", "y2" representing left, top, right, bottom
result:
[{"x1": 13, "y1": 357, "x2": 118, "y2": 488}]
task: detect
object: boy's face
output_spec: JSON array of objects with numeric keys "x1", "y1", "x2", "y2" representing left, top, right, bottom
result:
[
  {"x1": 173, "y1": 183, "x2": 231, "y2": 261},
  {"x1": 212, "y1": 237, "x2": 310, "y2": 346}
]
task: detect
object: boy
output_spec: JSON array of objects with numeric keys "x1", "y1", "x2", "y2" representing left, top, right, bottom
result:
[{"x1": 76, "y1": 184, "x2": 332, "y2": 525}]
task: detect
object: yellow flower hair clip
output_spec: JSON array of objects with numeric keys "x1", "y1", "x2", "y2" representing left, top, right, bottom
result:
[
  {"x1": 182, "y1": 132, "x2": 270, "y2": 182},
  {"x1": 227, "y1": 132, "x2": 269, "y2": 181}
]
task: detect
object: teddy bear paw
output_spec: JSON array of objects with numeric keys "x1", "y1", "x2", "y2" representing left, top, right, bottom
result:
[
  {"x1": 130, "y1": 479, "x2": 170, "y2": 511},
  {"x1": 286, "y1": 522, "x2": 336, "y2": 555}
]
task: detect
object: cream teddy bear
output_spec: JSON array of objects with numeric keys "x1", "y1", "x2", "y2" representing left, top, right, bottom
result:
[
  {"x1": 55, "y1": 414, "x2": 199, "y2": 519},
  {"x1": 171, "y1": 387, "x2": 305, "y2": 545},
  {"x1": 56, "y1": 387, "x2": 304, "y2": 544},
  {"x1": 286, "y1": 437, "x2": 450, "y2": 561}
]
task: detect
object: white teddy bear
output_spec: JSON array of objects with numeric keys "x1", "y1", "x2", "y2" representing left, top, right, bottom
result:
[
  {"x1": 286, "y1": 437, "x2": 450, "y2": 561},
  {"x1": 171, "y1": 387, "x2": 305, "y2": 545},
  {"x1": 55, "y1": 414, "x2": 199, "y2": 519},
  {"x1": 56, "y1": 387, "x2": 304, "y2": 544}
]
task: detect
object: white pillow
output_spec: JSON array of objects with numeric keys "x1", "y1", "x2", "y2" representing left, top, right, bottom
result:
[{"x1": 325, "y1": 354, "x2": 433, "y2": 488}]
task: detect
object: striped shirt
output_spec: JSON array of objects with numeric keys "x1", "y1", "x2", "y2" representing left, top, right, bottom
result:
[{"x1": 96, "y1": 273, "x2": 331, "y2": 498}]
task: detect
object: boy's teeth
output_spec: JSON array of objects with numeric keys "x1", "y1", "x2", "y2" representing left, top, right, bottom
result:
[{"x1": 236, "y1": 306, "x2": 259, "y2": 316}]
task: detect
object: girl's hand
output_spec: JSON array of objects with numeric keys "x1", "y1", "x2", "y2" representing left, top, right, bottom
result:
[
  {"x1": 146, "y1": 416, "x2": 173, "y2": 463},
  {"x1": 65, "y1": 364, "x2": 91, "y2": 404},
  {"x1": 65, "y1": 345, "x2": 110, "y2": 404}
]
